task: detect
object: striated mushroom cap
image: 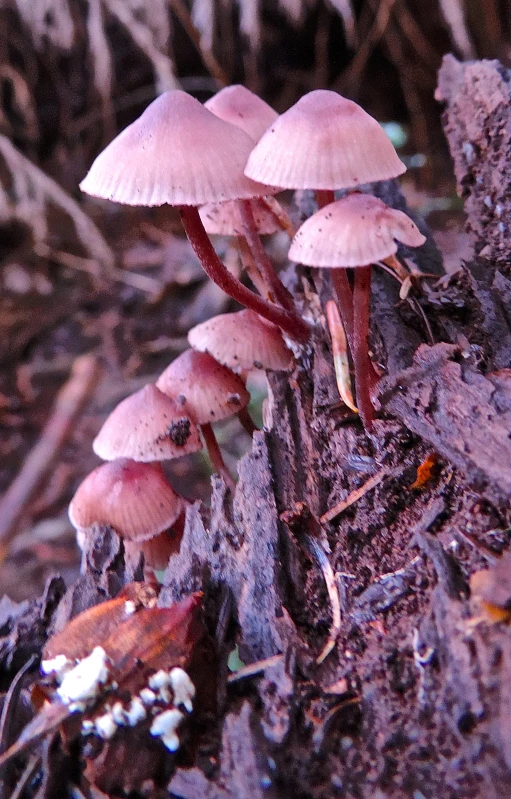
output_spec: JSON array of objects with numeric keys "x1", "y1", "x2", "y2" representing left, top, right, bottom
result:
[
  {"x1": 69, "y1": 459, "x2": 184, "y2": 541},
  {"x1": 93, "y1": 384, "x2": 202, "y2": 462},
  {"x1": 156, "y1": 349, "x2": 250, "y2": 425},
  {"x1": 199, "y1": 197, "x2": 279, "y2": 236},
  {"x1": 289, "y1": 193, "x2": 426, "y2": 267},
  {"x1": 245, "y1": 89, "x2": 406, "y2": 190},
  {"x1": 80, "y1": 90, "x2": 276, "y2": 207},
  {"x1": 205, "y1": 84, "x2": 278, "y2": 142},
  {"x1": 188, "y1": 309, "x2": 293, "y2": 372}
]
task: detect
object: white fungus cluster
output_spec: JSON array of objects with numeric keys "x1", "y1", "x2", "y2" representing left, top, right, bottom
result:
[
  {"x1": 83, "y1": 696, "x2": 148, "y2": 739},
  {"x1": 147, "y1": 666, "x2": 196, "y2": 750},
  {"x1": 44, "y1": 647, "x2": 111, "y2": 712},
  {"x1": 42, "y1": 647, "x2": 196, "y2": 752},
  {"x1": 82, "y1": 665, "x2": 195, "y2": 752}
]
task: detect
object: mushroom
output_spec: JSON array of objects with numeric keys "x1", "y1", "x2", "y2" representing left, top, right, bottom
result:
[
  {"x1": 199, "y1": 198, "x2": 283, "y2": 303},
  {"x1": 80, "y1": 90, "x2": 309, "y2": 343},
  {"x1": 244, "y1": 89, "x2": 407, "y2": 427},
  {"x1": 244, "y1": 89, "x2": 405, "y2": 192},
  {"x1": 69, "y1": 458, "x2": 186, "y2": 573},
  {"x1": 204, "y1": 84, "x2": 278, "y2": 141},
  {"x1": 157, "y1": 349, "x2": 258, "y2": 491},
  {"x1": 188, "y1": 309, "x2": 293, "y2": 373},
  {"x1": 204, "y1": 85, "x2": 295, "y2": 312},
  {"x1": 92, "y1": 384, "x2": 202, "y2": 463},
  {"x1": 289, "y1": 194, "x2": 425, "y2": 427}
]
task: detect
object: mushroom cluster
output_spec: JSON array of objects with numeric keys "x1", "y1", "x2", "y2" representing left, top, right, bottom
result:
[
  {"x1": 69, "y1": 313, "x2": 292, "y2": 575},
  {"x1": 72, "y1": 84, "x2": 427, "y2": 573}
]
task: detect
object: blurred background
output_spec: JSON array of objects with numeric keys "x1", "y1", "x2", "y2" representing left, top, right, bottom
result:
[{"x1": 0, "y1": 0, "x2": 508, "y2": 599}]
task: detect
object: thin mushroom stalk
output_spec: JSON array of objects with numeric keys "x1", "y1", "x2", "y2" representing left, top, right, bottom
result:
[
  {"x1": 325, "y1": 300, "x2": 357, "y2": 413},
  {"x1": 236, "y1": 406, "x2": 259, "y2": 436},
  {"x1": 200, "y1": 422, "x2": 236, "y2": 492},
  {"x1": 179, "y1": 205, "x2": 310, "y2": 343},
  {"x1": 261, "y1": 196, "x2": 296, "y2": 238},
  {"x1": 353, "y1": 265, "x2": 376, "y2": 430},
  {"x1": 238, "y1": 199, "x2": 296, "y2": 311}
]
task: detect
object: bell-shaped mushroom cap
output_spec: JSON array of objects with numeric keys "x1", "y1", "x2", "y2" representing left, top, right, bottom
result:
[
  {"x1": 245, "y1": 89, "x2": 406, "y2": 190},
  {"x1": 80, "y1": 90, "x2": 276, "y2": 207},
  {"x1": 93, "y1": 384, "x2": 202, "y2": 462},
  {"x1": 199, "y1": 197, "x2": 279, "y2": 236},
  {"x1": 188, "y1": 309, "x2": 293, "y2": 372},
  {"x1": 69, "y1": 459, "x2": 184, "y2": 541},
  {"x1": 288, "y1": 194, "x2": 426, "y2": 267},
  {"x1": 205, "y1": 85, "x2": 278, "y2": 142},
  {"x1": 156, "y1": 349, "x2": 250, "y2": 424}
]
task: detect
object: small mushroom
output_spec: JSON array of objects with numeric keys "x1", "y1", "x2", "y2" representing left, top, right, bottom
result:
[
  {"x1": 80, "y1": 90, "x2": 309, "y2": 342},
  {"x1": 289, "y1": 194, "x2": 425, "y2": 429},
  {"x1": 69, "y1": 458, "x2": 184, "y2": 543},
  {"x1": 157, "y1": 349, "x2": 258, "y2": 491},
  {"x1": 188, "y1": 309, "x2": 293, "y2": 373},
  {"x1": 204, "y1": 85, "x2": 295, "y2": 312},
  {"x1": 93, "y1": 384, "x2": 202, "y2": 463},
  {"x1": 69, "y1": 458, "x2": 186, "y2": 576}
]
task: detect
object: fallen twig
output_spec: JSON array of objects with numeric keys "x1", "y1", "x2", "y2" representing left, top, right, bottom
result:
[
  {"x1": 306, "y1": 535, "x2": 342, "y2": 664},
  {"x1": 0, "y1": 354, "x2": 101, "y2": 551},
  {"x1": 281, "y1": 502, "x2": 342, "y2": 663},
  {"x1": 227, "y1": 654, "x2": 284, "y2": 683},
  {"x1": 320, "y1": 467, "x2": 392, "y2": 524}
]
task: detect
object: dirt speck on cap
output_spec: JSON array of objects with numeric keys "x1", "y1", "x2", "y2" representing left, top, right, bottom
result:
[{"x1": 167, "y1": 418, "x2": 191, "y2": 447}]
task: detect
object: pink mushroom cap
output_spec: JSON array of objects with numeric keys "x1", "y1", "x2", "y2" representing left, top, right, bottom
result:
[
  {"x1": 245, "y1": 89, "x2": 406, "y2": 190},
  {"x1": 69, "y1": 459, "x2": 184, "y2": 541},
  {"x1": 93, "y1": 384, "x2": 202, "y2": 462},
  {"x1": 156, "y1": 349, "x2": 250, "y2": 425},
  {"x1": 289, "y1": 193, "x2": 426, "y2": 267},
  {"x1": 188, "y1": 309, "x2": 293, "y2": 372},
  {"x1": 80, "y1": 90, "x2": 277, "y2": 207},
  {"x1": 204, "y1": 84, "x2": 278, "y2": 142}
]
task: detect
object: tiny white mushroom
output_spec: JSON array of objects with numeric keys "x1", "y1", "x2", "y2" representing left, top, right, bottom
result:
[
  {"x1": 150, "y1": 708, "x2": 184, "y2": 752},
  {"x1": 82, "y1": 719, "x2": 95, "y2": 733},
  {"x1": 57, "y1": 646, "x2": 109, "y2": 707},
  {"x1": 95, "y1": 710, "x2": 117, "y2": 740},
  {"x1": 169, "y1": 668, "x2": 195, "y2": 713},
  {"x1": 111, "y1": 701, "x2": 127, "y2": 725},
  {"x1": 41, "y1": 654, "x2": 73, "y2": 683},
  {"x1": 126, "y1": 696, "x2": 147, "y2": 726},
  {"x1": 139, "y1": 687, "x2": 157, "y2": 705},
  {"x1": 148, "y1": 669, "x2": 170, "y2": 690}
]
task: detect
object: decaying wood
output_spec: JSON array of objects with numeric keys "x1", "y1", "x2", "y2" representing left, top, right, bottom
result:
[{"x1": 378, "y1": 342, "x2": 511, "y2": 507}]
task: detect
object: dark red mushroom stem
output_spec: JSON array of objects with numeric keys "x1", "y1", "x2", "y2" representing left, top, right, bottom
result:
[
  {"x1": 353, "y1": 265, "x2": 376, "y2": 430},
  {"x1": 200, "y1": 422, "x2": 236, "y2": 492},
  {"x1": 237, "y1": 406, "x2": 259, "y2": 436},
  {"x1": 238, "y1": 200, "x2": 296, "y2": 312},
  {"x1": 180, "y1": 205, "x2": 310, "y2": 344}
]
